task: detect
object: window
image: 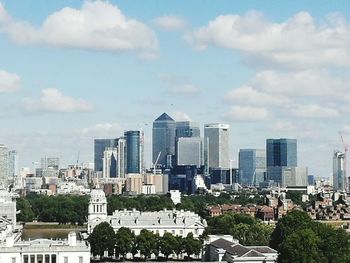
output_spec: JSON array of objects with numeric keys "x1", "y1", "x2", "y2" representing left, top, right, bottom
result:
[
  {"x1": 30, "y1": 255, "x2": 35, "y2": 263},
  {"x1": 180, "y1": 230, "x2": 183, "y2": 235},
  {"x1": 79, "y1": 256, "x2": 83, "y2": 263},
  {"x1": 45, "y1": 255, "x2": 50, "y2": 263},
  {"x1": 37, "y1": 255, "x2": 43, "y2": 263},
  {"x1": 172, "y1": 230, "x2": 175, "y2": 234},
  {"x1": 51, "y1": 255, "x2": 57, "y2": 263},
  {"x1": 64, "y1": 257, "x2": 68, "y2": 263},
  {"x1": 23, "y1": 255, "x2": 28, "y2": 263},
  {"x1": 11, "y1": 258, "x2": 16, "y2": 263}
]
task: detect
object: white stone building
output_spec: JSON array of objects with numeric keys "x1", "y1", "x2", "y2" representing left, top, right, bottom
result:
[{"x1": 87, "y1": 189, "x2": 206, "y2": 237}]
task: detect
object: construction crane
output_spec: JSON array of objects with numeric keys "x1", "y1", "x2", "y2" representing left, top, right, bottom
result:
[{"x1": 340, "y1": 133, "x2": 349, "y2": 192}]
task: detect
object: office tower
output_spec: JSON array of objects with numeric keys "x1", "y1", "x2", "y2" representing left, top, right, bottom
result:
[
  {"x1": 175, "y1": 121, "x2": 200, "y2": 138},
  {"x1": 282, "y1": 166, "x2": 308, "y2": 187},
  {"x1": 94, "y1": 139, "x2": 117, "y2": 172},
  {"x1": 102, "y1": 147, "x2": 118, "y2": 178},
  {"x1": 8, "y1": 150, "x2": 19, "y2": 179},
  {"x1": 0, "y1": 144, "x2": 9, "y2": 187},
  {"x1": 204, "y1": 123, "x2": 230, "y2": 170},
  {"x1": 176, "y1": 137, "x2": 203, "y2": 167},
  {"x1": 333, "y1": 151, "x2": 346, "y2": 191},
  {"x1": 125, "y1": 130, "x2": 144, "y2": 174},
  {"x1": 239, "y1": 149, "x2": 266, "y2": 186},
  {"x1": 266, "y1": 138, "x2": 297, "y2": 186},
  {"x1": 152, "y1": 113, "x2": 176, "y2": 168},
  {"x1": 41, "y1": 157, "x2": 59, "y2": 169},
  {"x1": 116, "y1": 138, "x2": 126, "y2": 178}
]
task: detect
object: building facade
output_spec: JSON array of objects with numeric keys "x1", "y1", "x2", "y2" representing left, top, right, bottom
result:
[
  {"x1": 8, "y1": 150, "x2": 19, "y2": 181},
  {"x1": 0, "y1": 144, "x2": 9, "y2": 187},
  {"x1": 94, "y1": 139, "x2": 117, "y2": 172},
  {"x1": 175, "y1": 121, "x2": 200, "y2": 138},
  {"x1": 176, "y1": 137, "x2": 203, "y2": 167},
  {"x1": 152, "y1": 113, "x2": 176, "y2": 168},
  {"x1": 266, "y1": 138, "x2": 297, "y2": 186},
  {"x1": 125, "y1": 130, "x2": 144, "y2": 174},
  {"x1": 204, "y1": 124, "x2": 230, "y2": 171},
  {"x1": 239, "y1": 149, "x2": 266, "y2": 186},
  {"x1": 333, "y1": 151, "x2": 346, "y2": 191}
]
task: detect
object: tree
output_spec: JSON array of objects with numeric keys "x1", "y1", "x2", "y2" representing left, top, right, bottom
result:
[
  {"x1": 173, "y1": 235, "x2": 185, "y2": 259},
  {"x1": 270, "y1": 210, "x2": 313, "y2": 250},
  {"x1": 16, "y1": 198, "x2": 35, "y2": 222},
  {"x1": 159, "y1": 232, "x2": 176, "y2": 260},
  {"x1": 278, "y1": 229, "x2": 326, "y2": 263},
  {"x1": 184, "y1": 233, "x2": 202, "y2": 259},
  {"x1": 115, "y1": 227, "x2": 134, "y2": 260},
  {"x1": 136, "y1": 229, "x2": 157, "y2": 259},
  {"x1": 88, "y1": 222, "x2": 116, "y2": 260}
]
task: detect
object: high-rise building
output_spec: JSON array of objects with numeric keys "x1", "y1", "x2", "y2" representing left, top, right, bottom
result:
[
  {"x1": 41, "y1": 157, "x2": 59, "y2": 170},
  {"x1": 333, "y1": 151, "x2": 346, "y2": 191},
  {"x1": 266, "y1": 138, "x2": 297, "y2": 186},
  {"x1": 175, "y1": 121, "x2": 200, "y2": 138},
  {"x1": 125, "y1": 130, "x2": 144, "y2": 174},
  {"x1": 176, "y1": 137, "x2": 203, "y2": 167},
  {"x1": 282, "y1": 166, "x2": 308, "y2": 187},
  {"x1": 204, "y1": 123, "x2": 230, "y2": 170},
  {"x1": 102, "y1": 147, "x2": 118, "y2": 179},
  {"x1": 94, "y1": 139, "x2": 117, "y2": 172},
  {"x1": 239, "y1": 149, "x2": 266, "y2": 186},
  {"x1": 152, "y1": 113, "x2": 176, "y2": 168},
  {"x1": 0, "y1": 144, "x2": 9, "y2": 187},
  {"x1": 8, "y1": 150, "x2": 19, "y2": 179}
]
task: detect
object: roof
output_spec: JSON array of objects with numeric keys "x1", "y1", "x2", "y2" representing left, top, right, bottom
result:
[
  {"x1": 155, "y1": 113, "x2": 174, "y2": 122},
  {"x1": 248, "y1": 246, "x2": 277, "y2": 254}
]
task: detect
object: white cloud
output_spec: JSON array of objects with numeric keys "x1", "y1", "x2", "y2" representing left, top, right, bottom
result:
[
  {"x1": 160, "y1": 74, "x2": 200, "y2": 97},
  {"x1": 172, "y1": 111, "x2": 191, "y2": 121},
  {"x1": 225, "y1": 85, "x2": 287, "y2": 106},
  {"x1": 288, "y1": 104, "x2": 339, "y2": 119},
  {"x1": 0, "y1": 69, "x2": 20, "y2": 92},
  {"x1": 188, "y1": 11, "x2": 350, "y2": 69},
  {"x1": 224, "y1": 106, "x2": 270, "y2": 121},
  {"x1": 80, "y1": 123, "x2": 123, "y2": 137},
  {"x1": 153, "y1": 15, "x2": 187, "y2": 31},
  {"x1": 0, "y1": 1, "x2": 158, "y2": 53},
  {"x1": 23, "y1": 88, "x2": 93, "y2": 113}
]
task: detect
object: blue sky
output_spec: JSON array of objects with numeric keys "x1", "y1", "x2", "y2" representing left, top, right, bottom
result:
[{"x1": 0, "y1": 0, "x2": 350, "y2": 177}]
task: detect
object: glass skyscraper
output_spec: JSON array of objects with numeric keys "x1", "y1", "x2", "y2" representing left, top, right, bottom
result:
[
  {"x1": 239, "y1": 149, "x2": 266, "y2": 186},
  {"x1": 125, "y1": 130, "x2": 144, "y2": 174},
  {"x1": 175, "y1": 121, "x2": 200, "y2": 138},
  {"x1": 152, "y1": 113, "x2": 176, "y2": 168},
  {"x1": 0, "y1": 144, "x2": 8, "y2": 187},
  {"x1": 266, "y1": 138, "x2": 297, "y2": 185},
  {"x1": 94, "y1": 139, "x2": 117, "y2": 172},
  {"x1": 333, "y1": 151, "x2": 346, "y2": 191}
]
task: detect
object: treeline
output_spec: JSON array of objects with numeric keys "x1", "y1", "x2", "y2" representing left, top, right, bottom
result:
[
  {"x1": 89, "y1": 223, "x2": 202, "y2": 261},
  {"x1": 17, "y1": 194, "x2": 89, "y2": 225},
  {"x1": 270, "y1": 210, "x2": 350, "y2": 263},
  {"x1": 206, "y1": 212, "x2": 273, "y2": 246},
  {"x1": 17, "y1": 192, "x2": 265, "y2": 224}
]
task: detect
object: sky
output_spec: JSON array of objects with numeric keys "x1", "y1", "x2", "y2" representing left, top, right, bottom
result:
[{"x1": 0, "y1": 0, "x2": 350, "y2": 177}]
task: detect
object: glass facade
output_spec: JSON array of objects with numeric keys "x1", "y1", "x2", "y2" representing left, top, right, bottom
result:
[
  {"x1": 239, "y1": 149, "x2": 266, "y2": 186},
  {"x1": 125, "y1": 130, "x2": 143, "y2": 174},
  {"x1": 175, "y1": 121, "x2": 200, "y2": 138},
  {"x1": 94, "y1": 139, "x2": 117, "y2": 172}
]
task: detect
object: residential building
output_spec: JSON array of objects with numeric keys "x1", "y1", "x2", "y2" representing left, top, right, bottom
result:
[
  {"x1": 144, "y1": 173, "x2": 168, "y2": 194},
  {"x1": 333, "y1": 151, "x2": 346, "y2": 192},
  {"x1": 204, "y1": 123, "x2": 230, "y2": 171},
  {"x1": 239, "y1": 149, "x2": 266, "y2": 186},
  {"x1": 125, "y1": 130, "x2": 144, "y2": 174},
  {"x1": 176, "y1": 137, "x2": 203, "y2": 166},
  {"x1": 87, "y1": 189, "x2": 207, "y2": 237},
  {"x1": 152, "y1": 113, "x2": 176, "y2": 168},
  {"x1": 0, "y1": 144, "x2": 9, "y2": 187},
  {"x1": 94, "y1": 139, "x2": 117, "y2": 172},
  {"x1": 125, "y1": 173, "x2": 143, "y2": 194},
  {"x1": 266, "y1": 138, "x2": 297, "y2": 186}
]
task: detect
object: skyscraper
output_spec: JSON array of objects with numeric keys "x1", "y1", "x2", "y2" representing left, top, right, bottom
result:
[
  {"x1": 102, "y1": 147, "x2": 118, "y2": 178},
  {"x1": 0, "y1": 144, "x2": 9, "y2": 187},
  {"x1": 125, "y1": 130, "x2": 144, "y2": 174},
  {"x1": 152, "y1": 113, "x2": 176, "y2": 168},
  {"x1": 239, "y1": 149, "x2": 266, "y2": 186},
  {"x1": 175, "y1": 121, "x2": 200, "y2": 138},
  {"x1": 204, "y1": 123, "x2": 230, "y2": 170},
  {"x1": 94, "y1": 139, "x2": 117, "y2": 172},
  {"x1": 266, "y1": 138, "x2": 297, "y2": 186},
  {"x1": 8, "y1": 150, "x2": 19, "y2": 179},
  {"x1": 176, "y1": 137, "x2": 203, "y2": 167},
  {"x1": 333, "y1": 151, "x2": 346, "y2": 192}
]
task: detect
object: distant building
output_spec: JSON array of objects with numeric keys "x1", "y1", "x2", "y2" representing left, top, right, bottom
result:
[
  {"x1": 87, "y1": 189, "x2": 207, "y2": 237},
  {"x1": 94, "y1": 139, "x2": 117, "y2": 172},
  {"x1": 152, "y1": 113, "x2": 176, "y2": 168},
  {"x1": 0, "y1": 145, "x2": 8, "y2": 187},
  {"x1": 239, "y1": 149, "x2": 266, "y2": 186},
  {"x1": 282, "y1": 166, "x2": 308, "y2": 187},
  {"x1": 204, "y1": 124, "x2": 230, "y2": 171},
  {"x1": 266, "y1": 138, "x2": 297, "y2": 186},
  {"x1": 8, "y1": 150, "x2": 19, "y2": 180},
  {"x1": 125, "y1": 173, "x2": 143, "y2": 195},
  {"x1": 175, "y1": 121, "x2": 200, "y2": 138},
  {"x1": 125, "y1": 130, "x2": 144, "y2": 174},
  {"x1": 102, "y1": 147, "x2": 118, "y2": 179},
  {"x1": 176, "y1": 137, "x2": 203, "y2": 167},
  {"x1": 333, "y1": 151, "x2": 346, "y2": 191},
  {"x1": 144, "y1": 173, "x2": 168, "y2": 194}
]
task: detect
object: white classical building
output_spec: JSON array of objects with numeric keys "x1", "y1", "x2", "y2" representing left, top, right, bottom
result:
[
  {"x1": 87, "y1": 189, "x2": 207, "y2": 237},
  {"x1": 0, "y1": 190, "x2": 90, "y2": 263}
]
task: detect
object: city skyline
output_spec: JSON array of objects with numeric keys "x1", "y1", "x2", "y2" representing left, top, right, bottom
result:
[{"x1": 1, "y1": 1, "x2": 350, "y2": 177}]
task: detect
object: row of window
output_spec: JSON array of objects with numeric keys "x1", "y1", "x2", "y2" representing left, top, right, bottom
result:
[{"x1": 20, "y1": 254, "x2": 83, "y2": 263}]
